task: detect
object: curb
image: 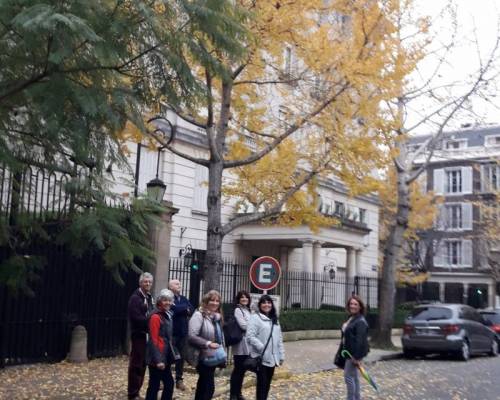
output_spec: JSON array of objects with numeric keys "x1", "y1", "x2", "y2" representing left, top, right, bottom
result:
[
  {"x1": 283, "y1": 329, "x2": 403, "y2": 342},
  {"x1": 376, "y1": 352, "x2": 403, "y2": 362}
]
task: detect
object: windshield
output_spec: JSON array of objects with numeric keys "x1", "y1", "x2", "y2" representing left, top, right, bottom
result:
[
  {"x1": 481, "y1": 312, "x2": 500, "y2": 324},
  {"x1": 410, "y1": 307, "x2": 452, "y2": 321}
]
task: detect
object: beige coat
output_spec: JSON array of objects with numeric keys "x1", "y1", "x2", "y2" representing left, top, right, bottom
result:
[{"x1": 231, "y1": 305, "x2": 251, "y2": 355}]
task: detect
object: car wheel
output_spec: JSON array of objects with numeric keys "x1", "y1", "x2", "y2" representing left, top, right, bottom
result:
[
  {"x1": 403, "y1": 348, "x2": 416, "y2": 359},
  {"x1": 458, "y1": 340, "x2": 470, "y2": 361},
  {"x1": 490, "y1": 340, "x2": 499, "y2": 357}
]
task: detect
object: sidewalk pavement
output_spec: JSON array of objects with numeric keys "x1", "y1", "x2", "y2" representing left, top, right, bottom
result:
[
  {"x1": 282, "y1": 334, "x2": 403, "y2": 374},
  {"x1": 212, "y1": 333, "x2": 403, "y2": 397}
]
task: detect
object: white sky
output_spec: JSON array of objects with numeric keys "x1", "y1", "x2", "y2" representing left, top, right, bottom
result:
[{"x1": 406, "y1": 0, "x2": 500, "y2": 133}]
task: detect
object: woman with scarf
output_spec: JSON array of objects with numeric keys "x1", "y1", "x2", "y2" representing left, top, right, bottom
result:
[{"x1": 188, "y1": 290, "x2": 226, "y2": 400}]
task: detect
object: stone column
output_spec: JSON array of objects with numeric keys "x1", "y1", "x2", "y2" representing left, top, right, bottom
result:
[
  {"x1": 462, "y1": 283, "x2": 469, "y2": 305},
  {"x1": 488, "y1": 281, "x2": 496, "y2": 308},
  {"x1": 279, "y1": 246, "x2": 289, "y2": 303},
  {"x1": 301, "y1": 239, "x2": 314, "y2": 308},
  {"x1": 439, "y1": 282, "x2": 445, "y2": 303},
  {"x1": 301, "y1": 240, "x2": 314, "y2": 274},
  {"x1": 313, "y1": 241, "x2": 323, "y2": 275},
  {"x1": 355, "y1": 249, "x2": 363, "y2": 276},
  {"x1": 149, "y1": 200, "x2": 178, "y2": 295},
  {"x1": 346, "y1": 247, "x2": 356, "y2": 300},
  {"x1": 312, "y1": 241, "x2": 323, "y2": 309},
  {"x1": 279, "y1": 246, "x2": 289, "y2": 272}
]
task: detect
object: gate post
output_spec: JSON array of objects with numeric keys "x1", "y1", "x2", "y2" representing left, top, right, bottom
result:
[{"x1": 148, "y1": 200, "x2": 178, "y2": 295}]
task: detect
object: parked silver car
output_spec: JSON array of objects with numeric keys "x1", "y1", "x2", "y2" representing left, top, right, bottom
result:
[{"x1": 402, "y1": 303, "x2": 498, "y2": 361}]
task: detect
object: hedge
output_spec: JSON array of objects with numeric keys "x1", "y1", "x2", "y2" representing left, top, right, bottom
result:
[{"x1": 279, "y1": 309, "x2": 408, "y2": 332}]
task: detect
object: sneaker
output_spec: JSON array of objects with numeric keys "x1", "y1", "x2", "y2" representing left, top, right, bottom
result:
[{"x1": 176, "y1": 380, "x2": 186, "y2": 391}]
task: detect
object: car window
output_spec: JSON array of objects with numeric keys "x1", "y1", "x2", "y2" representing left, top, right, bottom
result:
[
  {"x1": 409, "y1": 307, "x2": 452, "y2": 321},
  {"x1": 461, "y1": 307, "x2": 482, "y2": 322},
  {"x1": 468, "y1": 309, "x2": 482, "y2": 322},
  {"x1": 481, "y1": 313, "x2": 500, "y2": 324}
]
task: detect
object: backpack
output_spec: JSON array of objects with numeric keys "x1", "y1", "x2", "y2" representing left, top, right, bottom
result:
[{"x1": 223, "y1": 308, "x2": 244, "y2": 346}]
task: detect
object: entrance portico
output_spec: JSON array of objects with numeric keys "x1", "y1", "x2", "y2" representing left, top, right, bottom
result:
[{"x1": 231, "y1": 221, "x2": 374, "y2": 303}]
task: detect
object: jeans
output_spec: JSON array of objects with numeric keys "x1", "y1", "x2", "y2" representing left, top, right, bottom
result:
[
  {"x1": 230, "y1": 355, "x2": 248, "y2": 397},
  {"x1": 194, "y1": 363, "x2": 216, "y2": 400},
  {"x1": 145, "y1": 364, "x2": 174, "y2": 400},
  {"x1": 173, "y1": 336, "x2": 186, "y2": 382},
  {"x1": 128, "y1": 332, "x2": 147, "y2": 399},
  {"x1": 344, "y1": 359, "x2": 360, "y2": 400},
  {"x1": 256, "y1": 365, "x2": 275, "y2": 400}
]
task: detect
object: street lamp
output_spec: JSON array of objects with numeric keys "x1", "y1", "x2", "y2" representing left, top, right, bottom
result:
[
  {"x1": 179, "y1": 243, "x2": 193, "y2": 268},
  {"x1": 146, "y1": 177, "x2": 166, "y2": 202},
  {"x1": 145, "y1": 116, "x2": 175, "y2": 202},
  {"x1": 324, "y1": 262, "x2": 336, "y2": 280}
]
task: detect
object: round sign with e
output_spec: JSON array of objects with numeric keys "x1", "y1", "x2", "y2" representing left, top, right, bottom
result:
[{"x1": 249, "y1": 256, "x2": 281, "y2": 291}]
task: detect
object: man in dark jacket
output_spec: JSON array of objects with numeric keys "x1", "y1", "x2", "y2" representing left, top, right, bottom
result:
[
  {"x1": 127, "y1": 272, "x2": 154, "y2": 400},
  {"x1": 168, "y1": 279, "x2": 194, "y2": 391}
]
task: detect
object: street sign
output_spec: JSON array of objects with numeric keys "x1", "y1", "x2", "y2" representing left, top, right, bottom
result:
[{"x1": 249, "y1": 256, "x2": 281, "y2": 291}]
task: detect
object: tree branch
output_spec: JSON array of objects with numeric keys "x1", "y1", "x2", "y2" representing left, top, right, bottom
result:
[
  {"x1": 221, "y1": 168, "x2": 319, "y2": 235},
  {"x1": 223, "y1": 83, "x2": 348, "y2": 169}
]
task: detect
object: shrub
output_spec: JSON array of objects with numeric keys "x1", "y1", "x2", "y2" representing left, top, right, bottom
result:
[
  {"x1": 279, "y1": 309, "x2": 407, "y2": 332},
  {"x1": 280, "y1": 310, "x2": 347, "y2": 332},
  {"x1": 319, "y1": 304, "x2": 345, "y2": 312}
]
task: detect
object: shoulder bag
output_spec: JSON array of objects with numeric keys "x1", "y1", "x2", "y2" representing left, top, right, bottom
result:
[
  {"x1": 333, "y1": 344, "x2": 346, "y2": 369},
  {"x1": 200, "y1": 319, "x2": 227, "y2": 367},
  {"x1": 243, "y1": 322, "x2": 273, "y2": 373},
  {"x1": 223, "y1": 307, "x2": 244, "y2": 346}
]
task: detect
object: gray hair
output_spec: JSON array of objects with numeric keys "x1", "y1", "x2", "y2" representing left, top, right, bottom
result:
[
  {"x1": 139, "y1": 272, "x2": 153, "y2": 284},
  {"x1": 156, "y1": 289, "x2": 174, "y2": 304}
]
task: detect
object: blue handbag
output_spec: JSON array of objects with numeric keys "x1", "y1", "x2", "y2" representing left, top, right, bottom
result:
[
  {"x1": 201, "y1": 320, "x2": 227, "y2": 367},
  {"x1": 201, "y1": 346, "x2": 227, "y2": 367}
]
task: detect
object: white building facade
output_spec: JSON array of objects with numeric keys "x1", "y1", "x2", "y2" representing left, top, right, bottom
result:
[{"x1": 115, "y1": 111, "x2": 379, "y2": 275}]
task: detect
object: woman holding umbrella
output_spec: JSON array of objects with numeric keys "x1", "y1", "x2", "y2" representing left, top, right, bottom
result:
[{"x1": 341, "y1": 295, "x2": 370, "y2": 400}]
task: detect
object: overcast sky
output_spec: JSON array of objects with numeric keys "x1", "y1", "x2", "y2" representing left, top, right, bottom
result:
[{"x1": 406, "y1": 0, "x2": 500, "y2": 133}]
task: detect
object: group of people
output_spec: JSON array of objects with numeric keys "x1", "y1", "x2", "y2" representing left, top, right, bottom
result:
[{"x1": 127, "y1": 272, "x2": 369, "y2": 400}]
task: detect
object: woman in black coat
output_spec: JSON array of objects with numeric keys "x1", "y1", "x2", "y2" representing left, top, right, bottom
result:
[{"x1": 341, "y1": 295, "x2": 369, "y2": 400}]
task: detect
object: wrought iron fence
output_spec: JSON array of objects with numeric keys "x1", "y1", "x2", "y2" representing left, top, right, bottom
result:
[
  {"x1": 167, "y1": 257, "x2": 379, "y2": 310},
  {"x1": 0, "y1": 235, "x2": 138, "y2": 368},
  {"x1": 0, "y1": 163, "x2": 75, "y2": 221}
]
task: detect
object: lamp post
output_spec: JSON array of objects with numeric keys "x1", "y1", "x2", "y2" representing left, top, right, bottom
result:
[
  {"x1": 324, "y1": 262, "x2": 336, "y2": 280},
  {"x1": 179, "y1": 243, "x2": 193, "y2": 268},
  {"x1": 145, "y1": 116, "x2": 175, "y2": 202}
]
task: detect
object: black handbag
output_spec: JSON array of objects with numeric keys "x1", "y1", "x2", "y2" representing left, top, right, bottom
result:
[
  {"x1": 223, "y1": 310, "x2": 244, "y2": 346},
  {"x1": 334, "y1": 345, "x2": 346, "y2": 369},
  {"x1": 244, "y1": 323, "x2": 273, "y2": 373}
]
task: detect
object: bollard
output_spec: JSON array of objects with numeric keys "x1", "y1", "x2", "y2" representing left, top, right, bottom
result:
[{"x1": 67, "y1": 325, "x2": 88, "y2": 363}]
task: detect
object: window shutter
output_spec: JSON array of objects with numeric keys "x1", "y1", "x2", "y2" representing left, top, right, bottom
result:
[
  {"x1": 418, "y1": 241, "x2": 428, "y2": 265},
  {"x1": 433, "y1": 169, "x2": 444, "y2": 194},
  {"x1": 435, "y1": 204, "x2": 445, "y2": 230},
  {"x1": 461, "y1": 166, "x2": 473, "y2": 194},
  {"x1": 433, "y1": 241, "x2": 444, "y2": 267},
  {"x1": 462, "y1": 203, "x2": 473, "y2": 230},
  {"x1": 461, "y1": 240, "x2": 473, "y2": 267},
  {"x1": 192, "y1": 164, "x2": 208, "y2": 212},
  {"x1": 480, "y1": 165, "x2": 486, "y2": 192}
]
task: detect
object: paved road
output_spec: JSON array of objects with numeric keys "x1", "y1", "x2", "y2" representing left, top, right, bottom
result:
[{"x1": 235, "y1": 354, "x2": 500, "y2": 400}]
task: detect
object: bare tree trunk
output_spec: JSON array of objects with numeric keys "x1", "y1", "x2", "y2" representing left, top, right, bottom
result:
[
  {"x1": 203, "y1": 80, "x2": 233, "y2": 292},
  {"x1": 204, "y1": 158, "x2": 225, "y2": 292},
  {"x1": 372, "y1": 165, "x2": 411, "y2": 348}
]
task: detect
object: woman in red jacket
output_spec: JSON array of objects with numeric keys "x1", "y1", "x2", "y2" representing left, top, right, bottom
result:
[{"x1": 145, "y1": 289, "x2": 178, "y2": 400}]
